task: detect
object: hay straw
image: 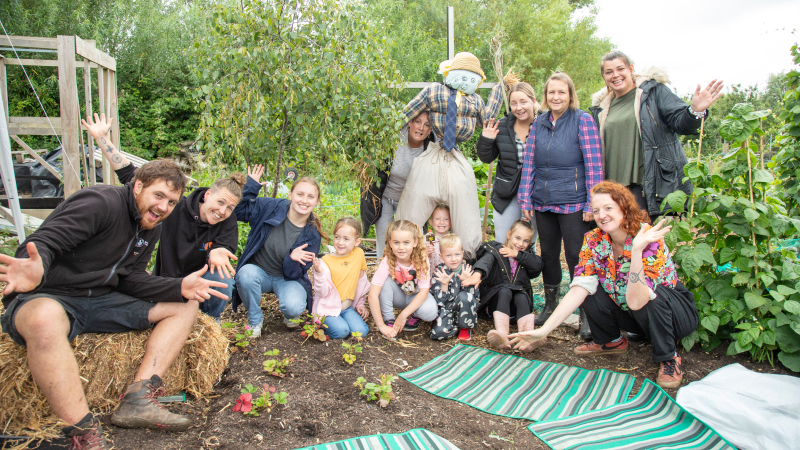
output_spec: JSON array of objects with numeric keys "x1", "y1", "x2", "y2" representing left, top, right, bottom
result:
[{"x1": 0, "y1": 313, "x2": 228, "y2": 439}]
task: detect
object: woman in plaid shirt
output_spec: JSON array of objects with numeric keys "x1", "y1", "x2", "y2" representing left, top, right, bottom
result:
[{"x1": 517, "y1": 72, "x2": 603, "y2": 339}]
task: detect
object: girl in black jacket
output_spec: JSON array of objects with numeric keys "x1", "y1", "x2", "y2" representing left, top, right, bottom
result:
[{"x1": 462, "y1": 220, "x2": 543, "y2": 352}]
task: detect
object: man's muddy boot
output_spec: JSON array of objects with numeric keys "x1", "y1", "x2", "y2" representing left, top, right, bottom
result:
[
  {"x1": 63, "y1": 413, "x2": 107, "y2": 450},
  {"x1": 111, "y1": 375, "x2": 190, "y2": 431}
]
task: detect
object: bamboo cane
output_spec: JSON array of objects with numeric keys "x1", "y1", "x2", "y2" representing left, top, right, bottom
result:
[
  {"x1": 688, "y1": 117, "x2": 706, "y2": 218},
  {"x1": 483, "y1": 34, "x2": 508, "y2": 240}
]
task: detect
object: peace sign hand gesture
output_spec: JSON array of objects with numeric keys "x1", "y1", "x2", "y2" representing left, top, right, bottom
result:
[
  {"x1": 482, "y1": 118, "x2": 500, "y2": 140},
  {"x1": 691, "y1": 79, "x2": 724, "y2": 113},
  {"x1": 631, "y1": 219, "x2": 672, "y2": 252}
]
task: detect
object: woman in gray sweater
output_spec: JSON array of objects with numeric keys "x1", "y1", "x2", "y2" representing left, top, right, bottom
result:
[{"x1": 375, "y1": 111, "x2": 433, "y2": 257}]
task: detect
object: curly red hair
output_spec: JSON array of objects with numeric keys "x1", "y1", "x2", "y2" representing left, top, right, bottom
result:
[{"x1": 591, "y1": 181, "x2": 650, "y2": 236}]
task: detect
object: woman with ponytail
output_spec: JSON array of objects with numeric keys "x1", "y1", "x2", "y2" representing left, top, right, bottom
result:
[
  {"x1": 233, "y1": 166, "x2": 327, "y2": 337},
  {"x1": 99, "y1": 137, "x2": 245, "y2": 322}
]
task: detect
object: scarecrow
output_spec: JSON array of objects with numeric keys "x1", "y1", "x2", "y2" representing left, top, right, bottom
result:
[{"x1": 396, "y1": 52, "x2": 516, "y2": 258}]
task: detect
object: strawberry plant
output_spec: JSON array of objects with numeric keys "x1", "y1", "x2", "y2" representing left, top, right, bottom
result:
[
  {"x1": 354, "y1": 374, "x2": 396, "y2": 408},
  {"x1": 341, "y1": 332, "x2": 364, "y2": 365},
  {"x1": 233, "y1": 383, "x2": 288, "y2": 417},
  {"x1": 664, "y1": 100, "x2": 800, "y2": 371},
  {"x1": 263, "y1": 349, "x2": 294, "y2": 377},
  {"x1": 291, "y1": 314, "x2": 329, "y2": 343},
  {"x1": 221, "y1": 321, "x2": 253, "y2": 352}
]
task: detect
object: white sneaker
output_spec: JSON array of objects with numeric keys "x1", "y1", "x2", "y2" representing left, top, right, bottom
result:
[
  {"x1": 250, "y1": 321, "x2": 263, "y2": 338},
  {"x1": 283, "y1": 317, "x2": 300, "y2": 329}
]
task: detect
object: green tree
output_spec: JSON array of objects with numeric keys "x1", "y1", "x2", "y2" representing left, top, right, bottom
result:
[
  {"x1": 191, "y1": 0, "x2": 406, "y2": 195},
  {"x1": 0, "y1": 0, "x2": 215, "y2": 158},
  {"x1": 363, "y1": 0, "x2": 612, "y2": 107}
]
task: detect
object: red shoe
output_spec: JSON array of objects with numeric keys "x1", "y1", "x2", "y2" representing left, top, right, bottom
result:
[
  {"x1": 573, "y1": 336, "x2": 628, "y2": 355},
  {"x1": 457, "y1": 328, "x2": 472, "y2": 341},
  {"x1": 657, "y1": 355, "x2": 683, "y2": 389}
]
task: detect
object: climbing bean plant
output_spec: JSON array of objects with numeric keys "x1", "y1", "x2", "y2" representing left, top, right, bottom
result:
[{"x1": 664, "y1": 102, "x2": 800, "y2": 371}]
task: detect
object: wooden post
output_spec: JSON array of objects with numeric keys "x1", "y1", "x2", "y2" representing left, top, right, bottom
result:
[
  {"x1": 109, "y1": 69, "x2": 120, "y2": 185},
  {"x1": 84, "y1": 58, "x2": 96, "y2": 185},
  {"x1": 0, "y1": 56, "x2": 7, "y2": 124},
  {"x1": 56, "y1": 35, "x2": 81, "y2": 198},
  {"x1": 98, "y1": 66, "x2": 112, "y2": 185}
]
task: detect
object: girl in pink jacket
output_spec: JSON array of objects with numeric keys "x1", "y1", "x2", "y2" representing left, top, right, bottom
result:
[{"x1": 312, "y1": 217, "x2": 370, "y2": 339}]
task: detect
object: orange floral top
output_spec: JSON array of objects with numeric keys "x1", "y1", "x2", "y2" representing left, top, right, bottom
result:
[{"x1": 573, "y1": 224, "x2": 677, "y2": 310}]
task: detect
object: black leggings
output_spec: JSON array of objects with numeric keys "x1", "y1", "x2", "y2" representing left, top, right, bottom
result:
[
  {"x1": 493, "y1": 287, "x2": 531, "y2": 317},
  {"x1": 535, "y1": 210, "x2": 590, "y2": 286}
]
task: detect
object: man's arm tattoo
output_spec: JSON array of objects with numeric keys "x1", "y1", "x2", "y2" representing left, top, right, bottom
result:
[
  {"x1": 629, "y1": 268, "x2": 647, "y2": 285},
  {"x1": 110, "y1": 153, "x2": 122, "y2": 163}
]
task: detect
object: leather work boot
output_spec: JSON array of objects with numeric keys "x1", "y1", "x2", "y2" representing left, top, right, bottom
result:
[
  {"x1": 535, "y1": 284, "x2": 559, "y2": 327},
  {"x1": 63, "y1": 414, "x2": 108, "y2": 450},
  {"x1": 111, "y1": 375, "x2": 191, "y2": 431}
]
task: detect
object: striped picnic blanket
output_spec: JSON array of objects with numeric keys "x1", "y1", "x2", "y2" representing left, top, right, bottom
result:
[
  {"x1": 529, "y1": 380, "x2": 737, "y2": 450},
  {"x1": 291, "y1": 428, "x2": 460, "y2": 450},
  {"x1": 399, "y1": 344, "x2": 635, "y2": 421}
]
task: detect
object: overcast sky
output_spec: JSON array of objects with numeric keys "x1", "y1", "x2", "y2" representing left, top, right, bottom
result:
[{"x1": 586, "y1": 0, "x2": 799, "y2": 96}]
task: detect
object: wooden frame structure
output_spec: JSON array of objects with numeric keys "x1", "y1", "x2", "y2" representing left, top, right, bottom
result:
[{"x1": 0, "y1": 35, "x2": 120, "y2": 206}]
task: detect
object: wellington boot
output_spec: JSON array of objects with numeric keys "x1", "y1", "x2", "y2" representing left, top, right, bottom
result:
[
  {"x1": 579, "y1": 306, "x2": 592, "y2": 340},
  {"x1": 516, "y1": 314, "x2": 546, "y2": 353},
  {"x1": 487, "y1": 312, "x2": 511, "y2": 350},
  {"x1": 111, "y1": 375, "x2": 191, "y2": 431},
  {"x1": 535, "y1": 284, "x2": 560, "y2": 327}
]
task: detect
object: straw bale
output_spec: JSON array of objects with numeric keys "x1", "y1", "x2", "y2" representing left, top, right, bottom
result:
[{"x1": 0, "y1": 313, "x2": 228, "y2": 437}]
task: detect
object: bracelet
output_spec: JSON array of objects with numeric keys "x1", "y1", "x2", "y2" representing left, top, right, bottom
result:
[{"x1": 688, "y1": 106, "x2": 707, "y2": 120}]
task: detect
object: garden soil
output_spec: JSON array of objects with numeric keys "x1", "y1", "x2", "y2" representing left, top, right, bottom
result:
[{"x1": 6, "y1": 252, "x2": 798, "y2": 450}]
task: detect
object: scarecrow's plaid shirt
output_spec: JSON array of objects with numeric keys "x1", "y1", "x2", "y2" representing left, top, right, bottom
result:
[
  {"x1": 404, "y1": 82, "x2": 505, "y2": 147},
  {"x1": 518, "y1": 111, "x2": 603, "y2": 214}
]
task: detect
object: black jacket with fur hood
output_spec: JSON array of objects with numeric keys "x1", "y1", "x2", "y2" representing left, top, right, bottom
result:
[{"x1": 589, "y1": 68, "x2": 703, "y2": 215}]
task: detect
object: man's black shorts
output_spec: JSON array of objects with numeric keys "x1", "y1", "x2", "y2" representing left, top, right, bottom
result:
[{"x1": 1, "y1": 291, "x2": 156, "y2": 346}]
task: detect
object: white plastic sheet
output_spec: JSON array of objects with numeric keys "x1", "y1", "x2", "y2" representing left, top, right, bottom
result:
[{"x1": 676, "y1": 363, "x2": 800, "y2": 450}]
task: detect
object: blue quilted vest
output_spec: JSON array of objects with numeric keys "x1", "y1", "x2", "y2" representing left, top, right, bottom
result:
[{"x1": 531, "y1": 108, "x2": 586, "y2": 206}]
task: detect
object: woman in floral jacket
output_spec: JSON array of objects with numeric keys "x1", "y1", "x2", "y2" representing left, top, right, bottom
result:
[{"x1": 509, "y1": 181, "x2": 698, "y2": 390}]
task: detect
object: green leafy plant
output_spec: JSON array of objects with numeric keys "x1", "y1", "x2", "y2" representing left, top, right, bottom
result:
[
  {"x1": 191, "y1": 0, "x2": 406, "y2": 191},
  {"x1": 341, "y1": 332, "x2": 364, "y2": 365},
  {"x1": 234, "y1": 383, "x2": 288, "y2": 417},
  {"x1": 222, "y1": 321, "x2": 253, "y2": 352},
  {"x1": 263, "y1": 349, "x2": 294, "y2": 377},
  {"x1": 291, "y1": 314, "x2": 329, "y2": 344},
  {"x1": 664, "y1": 101, "x2": 800, "y2": 371},
  {"x1": 354, "y1": 374, "x2": 396, "y2": 408}
]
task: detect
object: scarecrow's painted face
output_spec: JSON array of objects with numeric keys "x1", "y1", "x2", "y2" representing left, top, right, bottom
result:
[{"x1": 444, "y1": 69, "x2": 482, "y2": 95}]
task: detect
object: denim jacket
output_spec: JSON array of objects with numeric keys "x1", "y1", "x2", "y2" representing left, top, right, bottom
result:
[{"x1": 232, "y1": 177, "x2": 321, "y2": 312}]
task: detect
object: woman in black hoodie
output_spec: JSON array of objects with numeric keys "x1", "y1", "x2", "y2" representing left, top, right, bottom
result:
[{"x1": 89, "y1": 114, "x2": 244, "y2": 320}]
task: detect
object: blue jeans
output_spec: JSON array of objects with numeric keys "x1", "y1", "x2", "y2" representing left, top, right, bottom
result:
[
  {"x1": 323, "y1": 307, "x2": 369, "y2": 339},
  {"x1": 235, "y1": 264, "x2": 307, "y2": 328},
  {"x1": 200, "y1": 270, "x2": 234, "y2": 320}
]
